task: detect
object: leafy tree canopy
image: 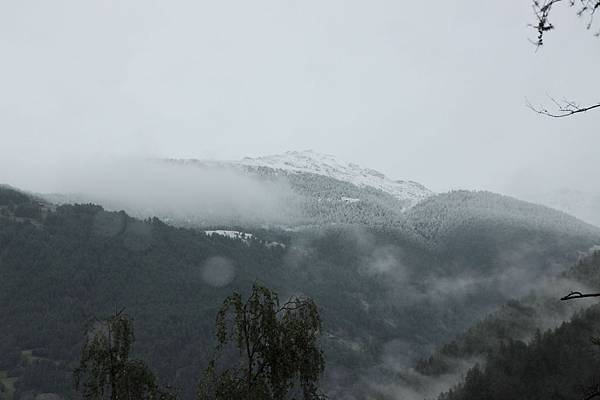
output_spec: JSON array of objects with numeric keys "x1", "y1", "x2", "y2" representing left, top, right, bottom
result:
[
  {"x1": 74, "y1": 309, "x2": 176, "y2": 400},
  {"x1": 199, "y1": 284, "x2": 325, "y2": 400}
]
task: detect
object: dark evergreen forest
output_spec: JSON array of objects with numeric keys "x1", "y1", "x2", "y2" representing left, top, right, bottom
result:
[{"x1": 2, "y1": 186, "x2": 600, "y2": 399}]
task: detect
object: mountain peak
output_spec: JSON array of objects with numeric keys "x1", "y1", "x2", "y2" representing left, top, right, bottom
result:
[{"x1": 238, "y1": 150, "x2": 433, "y2": 205}]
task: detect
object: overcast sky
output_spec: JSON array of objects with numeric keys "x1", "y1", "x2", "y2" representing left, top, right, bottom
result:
[{"x1": 0, "y1": 1, "x2": 598, "y2": 195}]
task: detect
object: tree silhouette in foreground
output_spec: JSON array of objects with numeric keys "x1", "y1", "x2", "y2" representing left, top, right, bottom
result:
[
  {"x1": 198, "y1": 284, "x2": 326, "y2": 400},
  {"x1": 74, "y1": 308, "x2": 176, "y2": 400},
  {"x1": 528, "y1": 0, "x2": 600, "y2": 117},
  {"x1": 532, "y1": 0, "x2": 600, "y2": 46}
]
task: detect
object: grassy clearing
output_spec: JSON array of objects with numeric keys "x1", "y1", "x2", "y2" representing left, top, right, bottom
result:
[
  {"x1": 21, "y1": 349, "x2": 45, "y2": 363},
  {"x1": 0, "y1": 370, "x2": 17, "y2": 400}
]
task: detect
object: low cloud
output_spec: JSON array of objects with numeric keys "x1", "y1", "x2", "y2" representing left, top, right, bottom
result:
[
  {"x1": 366, "y1": 356, "x2": 482, "y2": 400},
  {"x1": 363, "y1": 244, "x2": 408, "y2": 278},
  {"x1": 0, "y1": 156, "x2": 302, "y2": 227}
]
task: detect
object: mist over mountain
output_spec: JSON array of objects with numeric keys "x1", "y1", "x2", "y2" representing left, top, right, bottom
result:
[
  {"x1": 513, "y1": 187, "x2": 600, "y2": 228},
  {"x1": 370, "y1": 251, "x2": 600, "y2": 400},
  {"x1": 32, "y1": 151, "x2": 429, "y2": 229},
  {"x1": 2, "y1": 178, "x2": 599, "y2": 399},
  {"x1": 2, "y1": 1, "x2": 600, "y2": 399},
  {"x1": 237, "y1": 150, "x2": 433, "y2": 207},
  {"x1": 31, "y1": 151, "x2": 599, "y2": 235},
  {"x1": 430, "y1": 252, "x2": 600, "y2": 400}
]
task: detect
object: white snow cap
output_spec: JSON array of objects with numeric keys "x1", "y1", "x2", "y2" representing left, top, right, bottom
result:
[{"x1": 238, "y1": 150, "x2": 433, "y2": 205}]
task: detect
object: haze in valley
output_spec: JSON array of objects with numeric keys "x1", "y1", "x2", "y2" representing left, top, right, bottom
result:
[{"x1": 0, "y1": 1, "x2": 599, "y2": 208}]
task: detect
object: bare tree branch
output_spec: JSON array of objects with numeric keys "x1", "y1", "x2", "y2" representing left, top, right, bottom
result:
[
  {"x1": 532, "y1": 0, "x2": 600, "y2": 46},
  {"x1": 528, "y1": 1, "x2": 600, "y2": 117},
  {"x1": 583, "y1": 384, "x2": 600, "y2": 400},
  {"x1": 560, "y1": 291, "x2": 600, "y2": 300},
  {"x1": 526, "y1": 97, "x2": 600, "y2": 117}
]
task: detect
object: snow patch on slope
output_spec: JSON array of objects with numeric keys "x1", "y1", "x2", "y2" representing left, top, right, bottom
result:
[
  {"x1": 205, "y1": 230, "x2": 285, "y2": 248},
  {"x1": 238, "y1": 150, "x2": 433, "y2": 206},
  {"x1": 205, "y1": 230, "x2": 254, "y2": 241}
]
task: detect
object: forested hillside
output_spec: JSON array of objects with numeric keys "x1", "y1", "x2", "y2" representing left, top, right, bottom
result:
[
  {"x1": 1, "y1": 186, "x2": 599, "y2": 399},
  {"x1": 380, "y1": 251, "x2": 600, "y2": 400},
  {"x1": 439, "y1": 304, "x2": 600, "y2": 400}
]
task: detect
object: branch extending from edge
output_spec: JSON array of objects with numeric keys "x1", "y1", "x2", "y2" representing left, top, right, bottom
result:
[
  {"x1": 526, "y1": 97, "x2": 600, "y2": 118},
  {"x1": 583, "y1": 384, "x2": 600, "y2": 400},
  {"x1": 531, "y1": 0, "x2": 564, "y2": 47},
  {"x1": 531, "y1": 0, "x2": 600, "y2": 47},
  {"x1": 560, "y1": 291, "x2": 600, "y2": 301}
]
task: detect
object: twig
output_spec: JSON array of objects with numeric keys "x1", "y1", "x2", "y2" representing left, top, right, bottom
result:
[
  {"x1": 560, "y1": 291, "x2": 600, "y2": 301},
  {"x1": 532, "y1": 0, "x2": 600, "y2": 46},
  {"x1": 526, "y1": 97, "x2": 600, "y2": 118},
  {"x1": 583, "y1": 384, "x2": 600, "y2": 400}
]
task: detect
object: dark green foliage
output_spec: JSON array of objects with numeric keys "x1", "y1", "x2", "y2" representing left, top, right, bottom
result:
[
  {"x1": 199, "y1": 285, "x2": 325, "y2": 400},
  {"x1": 0, "y1": 186, "x2": 43, "y2": 219},
  {"x1": 440, "y1": 305, "x2": 600, "y2": 400},
  {"x1": 13, "y1": 203, "x2": 42, "y2": 219},
  {"x1": 13, "y1": 359, "x2": 71, "y2": 398},
  {"x1": 0, "y1": 186, "x2": 31, "y2": 206},
  {"x1": 1, "y1": 186, "x2": 599, "y2": 399},
  {"x1": 0, "y1": 200, "x2": 291, "y2": 399},
  {"x1": 74, "y1": 310, "x2": 176, "y2": 400},
  {"x1": 0, "y1": 338, "x2": 20, "y2": 370},
  {"x1": 416, "y1": 251, "x2": 600, "y2": 380},
  {"x1": 565, "y1": 250, "x2": 600, "y2": 288}
]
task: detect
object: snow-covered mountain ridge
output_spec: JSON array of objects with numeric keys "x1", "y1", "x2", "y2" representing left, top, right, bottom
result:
[
  {"x1": 236, "y1": 150, "x2": 433, "y2": 206},
  {"x1": 158, "y1": 150, "x2": 433, "y2": 226}
]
